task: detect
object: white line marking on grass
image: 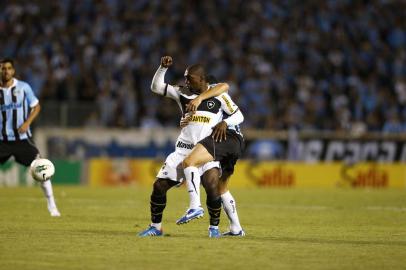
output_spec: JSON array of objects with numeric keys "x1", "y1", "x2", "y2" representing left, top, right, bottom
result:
[
  {"x1": 366, "y1": 206, "x2": 406, "y2": 212},
  {"x1": 16, "y1": 198, "x2": 138, "y2": 204},
  {"x1": 248, "y1": 204, "x2": 330, "y2": 210}
]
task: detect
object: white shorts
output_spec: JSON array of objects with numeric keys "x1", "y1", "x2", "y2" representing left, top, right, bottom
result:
[{"x1": 156, "y1": 151, "x2": 220, "y2": 182}]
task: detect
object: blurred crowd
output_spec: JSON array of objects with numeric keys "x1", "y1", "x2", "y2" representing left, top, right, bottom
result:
[{"x1": 1, "y1": 0, "x2": 405, "y2": 132}]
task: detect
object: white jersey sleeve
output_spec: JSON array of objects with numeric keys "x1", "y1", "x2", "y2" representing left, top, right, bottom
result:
[
  {"x1": 224, "y1": 109, "x2": 244, "y2": 126},
  {"x1": 23, "y1": 81, "x2": 39, "y2": 107},
  {"x1": 151, "y1": 66, "x2": 180, "y2": 101},
  {"x1": 218, "y1": 93, "x2": 239, "y2": 115}
]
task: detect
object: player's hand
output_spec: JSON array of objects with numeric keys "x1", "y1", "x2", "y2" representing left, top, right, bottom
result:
[
  {"x1": 18, "y1": 122, "x2": 30, "y2": 134},
  {"x1": 180, "y1": 112, "x2": 194, "y2": 128},
  {"x1": 212, "y1": 121, "x2": 227, "y2": 142},
  {"x1": 161, "y1": 56, "x2": 173, "y2": 68},
  {"x1": 186, "y1": 96, "x2": 202, "y2": 112}
]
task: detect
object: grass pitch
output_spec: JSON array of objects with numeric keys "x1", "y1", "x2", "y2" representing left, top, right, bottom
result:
[{"x1": 1, "y1": 186, "x2": 406, "y2": 270}]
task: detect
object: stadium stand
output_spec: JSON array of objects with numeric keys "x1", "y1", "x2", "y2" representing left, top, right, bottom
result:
[{"x1": 1, "y1": 0, "x2": 405, "y2": 132}]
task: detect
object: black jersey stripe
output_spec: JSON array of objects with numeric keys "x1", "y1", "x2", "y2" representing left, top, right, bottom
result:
[
  {"x1": 11, "y1": 87, "x2": 20, "y2": 141},
  {"x1": 23, "y1": 91, "x2": 27, "y2": 121},
  {"x1": 190, "y1": 172, "x2": 198, "y2": 194},
  {"x1": 164, "y1": 83, "x2": 168, "y2": 96},
  {"x1": 179, "y1": 94, "x2": 222, "y2": 114},
  {"x1": 179, "y1": 95, "x2": 193, "y2": 112},
  {"x1": 23, "y1": 92, "x2": 31, "y2": 138},
  {"x1": 0, "y1": 91, "x2": 7, "y2": 141}
]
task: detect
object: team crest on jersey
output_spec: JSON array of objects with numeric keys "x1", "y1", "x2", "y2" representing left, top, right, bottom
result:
[
  {"x1": 12, "y1": 89, "x2": 21, "y2": 96},
  {"x1": 207, "y1": 100, "x2": 215, "y2": 109}
]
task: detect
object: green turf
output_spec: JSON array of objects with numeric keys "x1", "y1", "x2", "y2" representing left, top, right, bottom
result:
[{"x1": 1, "y1": 186, "x2": 406, "y2": 270}]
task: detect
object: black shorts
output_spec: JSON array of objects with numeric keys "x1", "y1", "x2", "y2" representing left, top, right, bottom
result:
[
  {"x1": 199, "y1": 130, "x2": 245, "y2": 175},
  {"x1": 0, "y1": 139, "x2": 39, "y2": 167}
]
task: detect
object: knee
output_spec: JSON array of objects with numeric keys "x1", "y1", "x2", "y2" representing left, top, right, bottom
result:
[
  {"x1": 204, "y1": 179, "x2": 220, "y2": 198},
  {"x1": 153, "y1": 180, "x2": 168, "y2": 196}
]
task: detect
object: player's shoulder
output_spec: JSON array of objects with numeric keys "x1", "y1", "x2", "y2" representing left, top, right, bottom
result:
[
  {"x1": 214, "y1": 91, "x2": 232, "y2": 101},
  {"x1": 178, "y1": 85, "x2": 195, "y2": 96},
  {"x1": 14, "y1": 78, "x2": 31, "y2": 89}
]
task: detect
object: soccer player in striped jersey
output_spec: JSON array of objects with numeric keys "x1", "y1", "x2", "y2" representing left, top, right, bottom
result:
[
  {"x1": 176, "y1": 70, "x2": 245, "y2": 236},
  {"x1": 180, "y1": 76, "x2": 245, "y2": 236},
  {"x1": 138, "y1": 56, "x2": 243, "y2": 237},
  {"x1": 0, "y1": 58, "x2": 60, "y2": 217},
  {"x1": 177, "y1": 75, "x2": 245, "y2": 236}
]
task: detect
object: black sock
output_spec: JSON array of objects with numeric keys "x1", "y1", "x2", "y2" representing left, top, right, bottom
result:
[
  {"x1": 150, "y1": 193, "x2": 166, "y2": 224},
  {"x1": 206, "y1": 196, "x2": 222, "y2": 226}
]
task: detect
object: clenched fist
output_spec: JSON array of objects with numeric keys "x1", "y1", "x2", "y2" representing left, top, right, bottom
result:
[{"x1": 161, "y1": 56, "x2": 173, "y2": 68}]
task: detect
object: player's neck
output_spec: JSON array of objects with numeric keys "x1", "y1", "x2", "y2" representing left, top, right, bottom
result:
[
  {"x1": 200, "y1": 83, "x2": 209, "y2": 93},
  {"x1": 1, "y1": 78, "x2": 14, "y2": 88}
]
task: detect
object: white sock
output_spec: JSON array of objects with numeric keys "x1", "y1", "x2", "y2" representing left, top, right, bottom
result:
[
  {"x1": 184, "y1": 166, "x2": 201, "y2": 209},
  {"x1": 221, "y1": 191, "x2": 242, "y2": 233},
  {"x1": 151, "y1": 223, "x2": 162, "y2": 230},
  {"x1": 40, "y1": 180, "x2": 57, "y2": 210}
]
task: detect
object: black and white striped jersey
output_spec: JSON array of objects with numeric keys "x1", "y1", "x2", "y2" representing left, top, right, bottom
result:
[
  {"x1": 151, "y1": 66, "x2": 244, "y2": 154},
  {"x1": 0, "y1": 78, "x2": 39, "y2": 141}
]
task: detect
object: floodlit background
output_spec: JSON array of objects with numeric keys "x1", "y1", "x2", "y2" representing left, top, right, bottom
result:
[
  {"x1": 1, "y1": 0, "x2": 405, "y2": 187},
  {"x1": 1, "y1": 1, "x2": 406, "y2": 270}
]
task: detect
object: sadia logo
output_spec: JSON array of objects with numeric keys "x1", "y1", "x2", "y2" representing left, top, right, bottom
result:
[
  {"x1": 260, "y1": 167, "x2": 295, "y2": 187},
  {"x1": 354, "y1": 167, "x2": 388, "y2": 187},
  {"x1": 207, "y1": 101, "x2": 215, "y2": 109},
  {"x1": 341, "y1": 164, "x2": 388, "y2": 188},
  {"x1": 248, "y1": 163, "x2": 295, "y2": 187}
]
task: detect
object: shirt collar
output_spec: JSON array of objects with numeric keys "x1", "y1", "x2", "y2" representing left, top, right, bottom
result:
[{"x1": 0, "y1": 78, "x2": 17, "y2": 90}]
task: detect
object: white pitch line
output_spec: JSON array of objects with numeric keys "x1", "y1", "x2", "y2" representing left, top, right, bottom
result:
[
  {"x1": 366, "y1": 206, "x2": 406, "y2": 212},
  {"x1": 246, "y1": 204, "x2": 330, "y2": 210}
]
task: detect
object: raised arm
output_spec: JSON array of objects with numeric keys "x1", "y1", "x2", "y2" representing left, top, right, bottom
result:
[
  {"x1": 186, "y1": 83, "x2": 229, "y2": 112},
  {"x1": 151, "y1": 56, "x2": 173, "y2": 95}
]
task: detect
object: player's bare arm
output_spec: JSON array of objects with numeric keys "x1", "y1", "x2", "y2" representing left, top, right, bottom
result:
[
  {"x1": 18, "y1": 103, "x2": 41, "y2": 134},
  {"x1": 186, "y1": 83, "x2": 229, "y2": 112}
]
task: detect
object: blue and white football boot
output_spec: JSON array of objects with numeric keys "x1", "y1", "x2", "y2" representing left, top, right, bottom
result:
[
  {"x1": 222, "y1": 229, "x2": 246, "y2": 237},
  {"x1": 138, "y1": 225, "x2": 163, "y2": 237},
  {"x1": 176, "y1": 207, "x2": 204, "y2": 225},
  {"x1": 208, "y1": 226, "x2": 221, "y2": 238}
]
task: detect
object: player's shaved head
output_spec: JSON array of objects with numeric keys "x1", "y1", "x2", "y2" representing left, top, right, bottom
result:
[
  {"x1": 184, "y1": 63, "x2": 208, "y2": 93},
  {"x1": 185, "y1": 64, "x2": 206, "y2": 78}
]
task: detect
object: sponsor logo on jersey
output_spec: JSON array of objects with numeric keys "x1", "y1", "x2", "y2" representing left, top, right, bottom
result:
[
  {"x1": 0, "y1": 102, "x2": 22, "y2": 111},
  {"x1": 176, "y1": 141, "x2": 194, "y2": 150},
  {"x1": 221, "y1": 95, "x2": 235, "y2": 113},
  {"x1": 207, "y1": 100, "x2": 215, "y2": 109},
  {"x1": 190, "y1": 115, "x2": 211, "y2": 123}
]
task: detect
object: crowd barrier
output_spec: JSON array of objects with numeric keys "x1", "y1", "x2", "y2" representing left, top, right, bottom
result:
[
  {"x1": 1, "y1": 128, "x2": 404, "y2": 188},
  {"x1": 1, "y1": 159, "x2": 404, "y2": 188}
]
